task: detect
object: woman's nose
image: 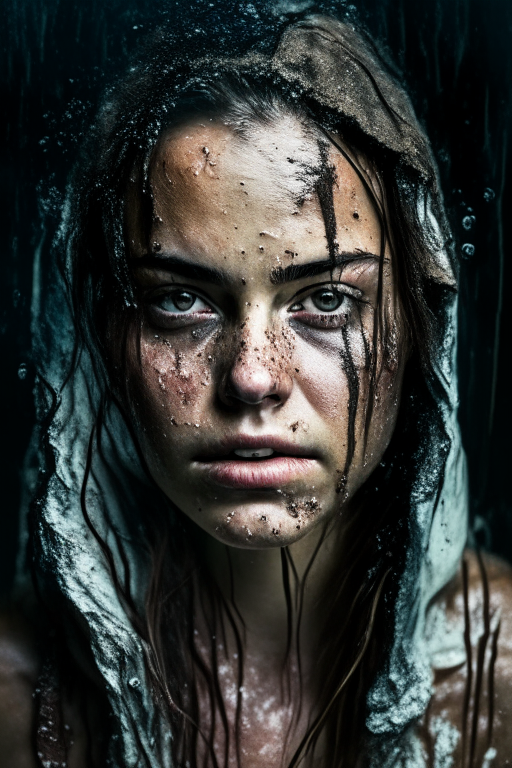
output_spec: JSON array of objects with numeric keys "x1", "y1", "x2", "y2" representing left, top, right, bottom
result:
[{"x1": 219, "y1": 335, "x2": 293, "y2": 409}]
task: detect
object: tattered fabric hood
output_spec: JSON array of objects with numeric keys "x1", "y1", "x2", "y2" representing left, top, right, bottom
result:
[{"x1": 20, "y1": 13, "x2": 467, "y2": 768}]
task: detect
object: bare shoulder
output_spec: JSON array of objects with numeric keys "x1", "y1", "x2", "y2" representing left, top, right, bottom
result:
[
  {"x1": 422, "y1": 550, "x2": 512, "y2": 767},
  {"x1": 0, "y1": 607, "x2": 40, "y2": 768},
  {"x1": 0, "y1": 606, "x2": 107, "y2": 768}
]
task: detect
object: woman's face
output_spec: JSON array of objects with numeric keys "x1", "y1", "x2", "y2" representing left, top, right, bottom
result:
[{"x1": 126, "y1": 112, "x2": 405, "y2": 549}]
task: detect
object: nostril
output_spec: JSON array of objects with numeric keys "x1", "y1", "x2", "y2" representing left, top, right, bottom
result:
[{"x1": 220, "y1": 367, "x2": 288, "y2": 407}]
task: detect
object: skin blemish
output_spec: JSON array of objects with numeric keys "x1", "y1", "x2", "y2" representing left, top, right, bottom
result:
[{"x1": 286, "y1": 497, "x2": 320, "y2": 520}]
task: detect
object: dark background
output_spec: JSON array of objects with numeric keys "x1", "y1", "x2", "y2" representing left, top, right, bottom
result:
[{"x1": 1, "y1": 0, "x2": 511, "y2": 598}]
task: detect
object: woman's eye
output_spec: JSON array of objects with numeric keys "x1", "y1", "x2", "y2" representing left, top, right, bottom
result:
[
  {"x1": 156, "y1": 290, "x2": 211, "y2": 314},
  {"x1": 310, "y1": 289, "x2": 345, "y2": 312},
  {"x1": 146, "y1": 288, "x2": 218, "y2": 330},
  {"x1": 289, "y1": 287, "x2": 354, "y2": 330}
]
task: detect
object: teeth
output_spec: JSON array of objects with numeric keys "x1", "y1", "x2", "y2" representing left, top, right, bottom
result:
[{"x1": 233, "y1": 447, "x2": 275, "y2": 458}]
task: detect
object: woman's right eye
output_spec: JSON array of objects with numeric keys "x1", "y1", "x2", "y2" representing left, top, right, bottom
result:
[
  {"x1": 147, "y1": 288, "x2": 218, "y2": 329},
  {"x1": 156, "y1": 290, "x2": 211, "y2": 314}
]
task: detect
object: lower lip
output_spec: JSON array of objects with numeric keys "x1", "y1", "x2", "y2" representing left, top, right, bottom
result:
[{"x1": 195, "y1": 456, "x2": 318, "y2": 489}]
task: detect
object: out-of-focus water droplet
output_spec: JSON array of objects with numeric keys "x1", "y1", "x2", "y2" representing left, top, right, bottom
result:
[
  {"x1": 462, "y1": 243, "x2": 475, "y2": 259},
  {"x1": 18, "y1": 363, "x2": 27, "y2": 380},
  {"x1": 483, "y1": 187, "x2": 495, "y2": 202},
  {"x1": 462, "y1": 215, "x2": 475, "y2": 230},
  {"x1": 128, "y1": 676, "x2": 141, "y2": 689}
]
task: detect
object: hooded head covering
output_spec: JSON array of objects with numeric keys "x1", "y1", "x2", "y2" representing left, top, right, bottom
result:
[{"x1": 20, "y1": 13, "x2": 467, "y2": 768}]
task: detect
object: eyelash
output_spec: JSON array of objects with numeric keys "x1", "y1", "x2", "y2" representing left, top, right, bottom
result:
[{"x1": 145, "y1": 284, "x2": 360, "y2": 330}]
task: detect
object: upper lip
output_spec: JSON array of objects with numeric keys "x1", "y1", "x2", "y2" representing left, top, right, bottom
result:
[{"x1": 194, "y1": 435, "x2": 318, "y2": 461}]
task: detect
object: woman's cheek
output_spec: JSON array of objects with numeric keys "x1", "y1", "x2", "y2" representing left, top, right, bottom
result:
[
  {"x1": 133, "y1": 337, "x2": 214, "y2": 431},
  {"x1": 291, "y1": 325, "x2": 369, "y2": 420}
]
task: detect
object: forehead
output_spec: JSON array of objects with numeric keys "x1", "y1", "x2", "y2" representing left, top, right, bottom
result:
[{"x1": 134, "y1": 115, "x2": 383, "y2": 275}]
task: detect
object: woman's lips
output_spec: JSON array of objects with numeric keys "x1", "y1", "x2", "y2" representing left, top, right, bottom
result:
[
  {"x1": 193, "y1": 435, "x2": 320, "y2": 489},
  {"x1": 195, "y1": 456, "x2": 318, "y2": 489}
]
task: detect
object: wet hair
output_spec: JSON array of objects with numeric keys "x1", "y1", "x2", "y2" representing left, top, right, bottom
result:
[{"x1": 37, "y1": 13, "x2": 457, "y2": 768}]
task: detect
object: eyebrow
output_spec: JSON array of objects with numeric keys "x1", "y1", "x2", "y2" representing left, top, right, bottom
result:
[
  {"x1": 270, "y1": 251, "x2": 381, "y2": 284},
  {"x1": 131, "y1": 250, "x2": 381, "y2": 286},
  {"x1": 131, "y1": 254, "x2": 228, "y2": 285}
]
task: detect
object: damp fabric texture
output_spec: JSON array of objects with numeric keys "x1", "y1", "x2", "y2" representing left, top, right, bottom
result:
[{"x1": 19, "y1": 15, "x2": 468, "y2": 768}]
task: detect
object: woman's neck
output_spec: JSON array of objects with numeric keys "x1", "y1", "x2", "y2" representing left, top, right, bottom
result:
[{"x1": 201, "y1": 521, "x2": 342, "y2": 664}]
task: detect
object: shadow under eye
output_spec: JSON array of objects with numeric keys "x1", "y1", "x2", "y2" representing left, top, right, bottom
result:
[
  {"x1": 289, "y1": 312, "x2": 349, "y2": 330},
  {"x1": 145, "y1": 303, "x2": 219, "y2": 332}
]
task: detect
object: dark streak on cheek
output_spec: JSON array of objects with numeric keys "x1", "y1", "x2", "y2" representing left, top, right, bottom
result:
[{"x1": 339, "y1": 325, "x2": 360, "y2": 491}]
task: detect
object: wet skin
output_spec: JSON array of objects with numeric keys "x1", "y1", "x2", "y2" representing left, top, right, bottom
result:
[{"x1": 127, "y1": 113, "x2": 405, "y2": 555}]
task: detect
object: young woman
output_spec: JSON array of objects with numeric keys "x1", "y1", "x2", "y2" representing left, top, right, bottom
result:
[{"x1": 1, "y1": 11, "x2": 511, "y2": 768}]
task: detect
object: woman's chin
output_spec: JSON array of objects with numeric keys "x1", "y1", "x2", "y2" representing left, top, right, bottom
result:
[{"x1": 190, "y1": 499, "x2": 325, "y2": 549}]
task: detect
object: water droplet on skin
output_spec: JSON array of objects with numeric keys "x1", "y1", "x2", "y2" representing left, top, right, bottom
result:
[
  {"x1": 483, "y1": 187, "x2": 495, "y2": 202},
  {"x1": 462, "y1": 215, "x2": 475, "y2": 230},
  {"x1": 18, "y1": 363, "x2": 27, "y2": 380},
  {"x1": 462, "y1": 243, "x2": 475, "y2": 259},
  {"x1": 128, "y1": 677, "x2": 141, "y2": 689}
]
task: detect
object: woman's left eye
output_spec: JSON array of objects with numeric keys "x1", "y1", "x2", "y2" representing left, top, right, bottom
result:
[
  {"x1": 289, "y1": 287, "x2": 353, "y2": 328},
  {"x1": 309, "y1": 289, "x2": 345, "y2": 312}
]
